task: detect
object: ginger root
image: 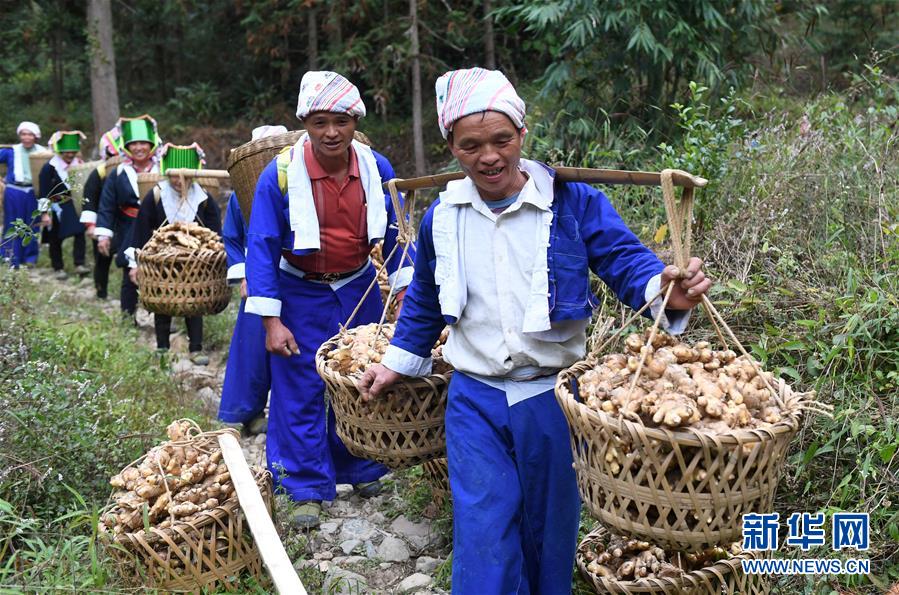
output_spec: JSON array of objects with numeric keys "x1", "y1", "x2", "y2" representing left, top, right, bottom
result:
[{"x1": 580, "y1": 330, "x2": 792, "y2": 433}]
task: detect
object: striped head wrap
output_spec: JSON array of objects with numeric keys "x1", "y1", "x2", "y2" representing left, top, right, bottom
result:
[
  {"x1": 435, "y1": 68, "x2": 526, "y2": 139},
  {"x1": 296, "y1": 71, "x2": 366, "y2": 120}
]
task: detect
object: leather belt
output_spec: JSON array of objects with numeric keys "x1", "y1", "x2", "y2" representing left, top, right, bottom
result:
[{"x1": 281, "y1": 252, "x2": 368, "y2": 283}]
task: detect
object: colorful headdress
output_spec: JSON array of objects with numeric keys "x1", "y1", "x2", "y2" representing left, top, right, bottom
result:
[
  {"x1": 160, "y1": 142, "x2": 206, "y2": 174},
  {"x1": 16, "y1": 121, "x2": 41, "y2": 139},
  {"x1": 118, "y1": 115, "x2": 161, "y2": 155},
  {"x1": 435, "y1": 67, "x2": 526, "y2": 139},
  {"x1": 49, "y1": 130, "x2": 86, "y2": 153},
  {"x1": 296, "y1": 71, "x2": 366, "y2": 120},
  {"x1": 99, "y1": 127, "x2": 122, "y2": 158}
]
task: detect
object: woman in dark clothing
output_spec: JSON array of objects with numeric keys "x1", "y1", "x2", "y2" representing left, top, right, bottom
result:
[
  {"x1": 128, "y1": 143, "x2": 221, "y2": 365},
  {"x1": 96, "y1": 115, "x2": 162, "y2": 318},
  {"x1": 80, "y1": 127, "x2": 122, "y2": 298},
  {"x1": 38, "y1": 130, "x2": 88, "y2": 279}
]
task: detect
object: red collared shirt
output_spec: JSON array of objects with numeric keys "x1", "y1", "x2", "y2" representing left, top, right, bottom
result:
[{"x1": 285, "y1": 143, "x2": 370, "y2": 273}]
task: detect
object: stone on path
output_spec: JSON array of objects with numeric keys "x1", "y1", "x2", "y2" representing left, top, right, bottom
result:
[
  {"x1": 338, "y1": 518, "x2": 377, "y2": 542},
  {"x1": 415, "y1": 556, "x2": 440, "y2": 574},
  {"x1": 340, "y1": 539, "x2": 361, "y2": 555},
  {"x1": 323, "y1": 566, "x2": 368, "y2": 595},
  {"x1": 390, "y1": 515, "x2": 435, "y2": 550},
  {"x1": 376, "y1": 535, "x2": 411, "y2": 562},
  {"x1": 397, "y1": 573, "x2": 433, "y2": 593}
]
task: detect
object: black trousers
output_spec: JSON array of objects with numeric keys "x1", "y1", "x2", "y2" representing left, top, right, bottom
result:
[
  {"x1": 92, "y1": 239, "x2": 113, "y2": 298},
  {"x1": 120, "y1": 268, "x2": 138, "y2": 315},
  {"x1": 47, "y1": 229, "x2": 86, "y2": 271},
  {"x1": 154, "y1": 315, "x2": 203, "y2": 352}
]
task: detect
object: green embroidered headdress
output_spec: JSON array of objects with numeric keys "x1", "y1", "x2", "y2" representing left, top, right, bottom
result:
[
  {"x1": 50, "y1": 130, "x2": 84, "y2": 153},
  {"x1": 118, "y1": 115, "x2": 161, "y2": 156},
  {"x1": 160, "y1": 143, "x2": 206, "y2": 174}
]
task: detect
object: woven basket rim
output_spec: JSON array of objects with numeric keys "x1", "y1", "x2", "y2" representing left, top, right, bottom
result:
[
  {"x1": 577, "y1": 526, "x2": 759, "y2": 591},
  {"x1": 556, "y1": 360, "x2": 805, "y2": 446},
  {"x1": 138, "y1": 247, "x2": 224, "y2": 262},
  {"x1": 226, "y1": 131, "x2": 303, "y2": 169},
  {"x1": 315, "y1": 335, "x2": 452, "y2": 389}
]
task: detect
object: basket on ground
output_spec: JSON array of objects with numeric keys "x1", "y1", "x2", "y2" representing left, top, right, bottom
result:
[
  {"x1": 315, "y1": 335, "x2": 451, "y2": 469},
  {"x1": 576, "y1": 526, "x2": 769, "y2": 595},
  {"x1": 100, "y1": 429, "x2": 273, "y2": 592},
  {"x1": 556, "y1": 360, "x2": 805, "y2": 551},
  {"x1": 138, "y1": 246, "x2": 230, "y2": 317},
  {"x1": 227, "y1": 129, "x2": 372, "y2": 221}
]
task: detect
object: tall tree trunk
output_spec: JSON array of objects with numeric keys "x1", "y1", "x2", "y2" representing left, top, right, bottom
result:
[
  {"x1": 86, "y1": 0, "x2": 120, "y2": 150},
  {"x1": 52, "y1": 26, "x2": 64, "y2": 109},
  {"x1": 307, "y1": 5, "x2": 318, "y2": 70},
  {"x1": 410, "y1": 0, "x2": 426, "y2": 176},
  {"x1": 330, "y1": 0, "x2": 343, "y2": 52},
  {"x1": 483, "y1": 0, "x2": 496, "y2": 69}
]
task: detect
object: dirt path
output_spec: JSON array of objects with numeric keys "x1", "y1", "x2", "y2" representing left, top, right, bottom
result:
[{"x1": 29, "y1": 267, "x2": 452, "y2": 594}]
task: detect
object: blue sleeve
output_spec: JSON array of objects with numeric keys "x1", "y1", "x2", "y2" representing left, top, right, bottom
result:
[
  {"x1": 244, "y1": 160, "x2": 287, "y2": 317},
  {"x1": 223, "y1": 192, "x2": 247, "y2": 271},
  {"x1": 579, "y1": 184, "x2": 664, "y2": 313},
  {"x1": 0, "y1": 148, "x2": 13, "y2": 183},
  {"x1": 95, "y1": 169, "x2": 118, "y2": 238},
  {"x1": 381, "y1": 204, "x2": 447, "y2": 376},
  {"x1": 374, "y1": 151, "x2": 415, "y2": 288}
]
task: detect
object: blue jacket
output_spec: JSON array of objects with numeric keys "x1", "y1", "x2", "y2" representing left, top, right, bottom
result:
[
  {"x1": 245, "y1": 149, "x2": 413, "y2": 316},
  {"x1": 390, "y1": 168, "x2": 665, "y2": 362},
  {"x1": 223, "y1": 192, "x2": 247, "y2": 282}
]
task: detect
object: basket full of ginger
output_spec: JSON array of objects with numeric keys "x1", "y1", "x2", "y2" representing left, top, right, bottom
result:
[
  {"x1": 555, "y1": 170, "x2": 825, "y2": 554},
  {"x1": 137, "y1": 221, "x2": 230, "y2": 317},
  {"x1": 315, "y1": 322, "x2": 452, "y2": 469},
  {"x1": 99, "y1": 420, "x2": 272, "y2": 592}
]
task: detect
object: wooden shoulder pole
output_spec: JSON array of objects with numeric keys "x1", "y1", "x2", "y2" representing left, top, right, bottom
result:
[{"x1": 217, "y1": 433, "x2": 307, "y2": 595}]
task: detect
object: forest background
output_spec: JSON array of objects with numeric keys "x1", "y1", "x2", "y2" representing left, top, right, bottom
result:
[{"x1": 0, "y1": 0, "x2": 897, "y2": 593}]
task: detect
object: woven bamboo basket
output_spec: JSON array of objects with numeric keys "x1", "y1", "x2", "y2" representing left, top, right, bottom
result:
[
  {"x1": 100, "y1": 429, "x2": 273, "y2": 592},
  {"x1": 554, "y1": 168, "x2": 822, "y2": 551},
  {"x1": 29, "y1": 151, "x2": 53, "y2": 178},
  {"x1": 315, "y1": 335, "x2": 451, "y2": 469},
  {"x1": 556, "y1": 359, "x2": 806, "y2": 552},
  {"x1": 422, "y1": 457, "x2": 450, "y2": 503},
  {"x1": 137, "y1": 172, "x2": 161, "y2": 198},
  {"x1": 67, "y1": 160, "x2": 102, "y2": 214},
  {"x1": 227, "y1": 129, "x2": 373, "y2": 221},
  {"x1": 138, "y1": 246, "x2": 230, "y2": 317},
  {"x1": 576, "y1": 526, "x2": 769, "y2": 594}
]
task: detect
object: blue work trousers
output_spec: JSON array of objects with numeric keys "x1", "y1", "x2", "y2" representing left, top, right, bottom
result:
[
  {"x1": 219, "y1": 297, "x2": 270, "y2": 423},
  {"x1": 266, "y1": 265, "x2": 387, "y2": 501},
  {"x1": 446, "y1": 371, "x2": 580, "y2": 594}
]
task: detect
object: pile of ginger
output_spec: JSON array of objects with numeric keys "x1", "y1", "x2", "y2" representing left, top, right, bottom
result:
[
  {"x1": 582, "y1": 532, "x2": 741, "y2": 581},
  {"x1": 325, "y1": 323, "x2": 451, "y2": 377},
  {"x1": 580, "y1": 329, "x2": 789, "y2": 432},
  {"x1": 141, "y1": 221, "x2": 224, "y2": 258},
  {"x1": 102, "y1": 421, "x2": 235, "y2": 535}
]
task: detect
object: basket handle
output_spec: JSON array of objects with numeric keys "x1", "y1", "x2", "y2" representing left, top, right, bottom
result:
[{"x1": 340, "y1": 179, "x2": 417, "y2": 335}]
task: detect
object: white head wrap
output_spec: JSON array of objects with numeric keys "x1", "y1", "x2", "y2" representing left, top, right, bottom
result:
[
  {"x1": 251, "y1": 125, "x2": 288, "y2": 141},
  {"x1": 435, "y1": 68, "x2": 526, "y2": 139},
  {"x1": 16, "y1": 121, "x2": 41, "y2": 139},
  {"x1": 296, "y1": 71, "x2": 366, "y2": 120}
]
